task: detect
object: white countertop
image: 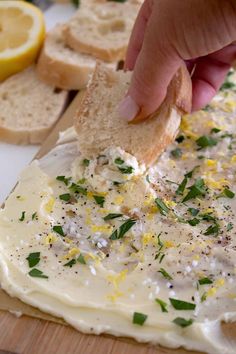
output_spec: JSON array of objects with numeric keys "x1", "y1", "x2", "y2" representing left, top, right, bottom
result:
[{"x1": 0, "y1": 4, "x2": 76, "y2": 204}]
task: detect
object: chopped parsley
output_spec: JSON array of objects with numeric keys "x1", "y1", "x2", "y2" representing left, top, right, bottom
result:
[
  {"x1": 175, "y1": 135, "x2": 185, "y2": 143},
  {"x1": 69, "y1": 183, "x2": 87, "y2": 196},
  {"x1": 220, "y1": 81, "x2": 236, "y2": 91},
  {"x1": 188, "y1": 208, "x2": 199, "y2": 216},
  {"x1": 114, "y1": 157, "x2": 125, "y2": 165},
  {"x1": 198, "y1": 277, "x2": 213, "y2": 285},
  {"x1": 196, "y1": 135, "x2": 218, "y2": 149},
  {"x1": 155, "y1": 198, "x2": 170, "y2": 215},
  {"x1": 28, "y1": 268, "x2": 48, "y2": 279},
  {"x1": 155, "y1": 298, "x2": 168, "y2": 313},
  {"x1": 204, "y1": 223, "x2": 220, "y2": 236},
  {"x1": 211, "y1": 127, "x2": 221, "y2": 134},
  {"x1": 103, "y1": 213, "x2": 123, "y2": 221},
  {"x1": 176, "y1": 177, "x2": 188, "y2": 195},
  {"x1": 171, "y1": 148, "x2": 182, "y2": 159},
  {"x1": 77, "y1": 253, "x2": 86, "y2": 264},
  {"x1": 26, "y1": 252, "x2": 40, "y2": 268},
  {"x1": 158, "y1": 268, "x2": 173, "y2": 280},
  {"x1": 109, "y1": 219, "x2": 136, "y2": 240},
  {"x1": 56, "y1": 175, "x2": 71, "y2": 186},
  {"x1": 59, "y1": 193, "x2": 71, "y2": 202},
  {"x1": 182, "y1": 178, "x2": 206, "y2": 202},
  {"x1": 82, "y1": 158, "x2": 90, "y2": 166},
  {"x1": 118, "y1": 165, "x2": 134, "y2": 174},
  {"x1": 93, "y1": 195, "x2": 105, "y2": 207},
  {"x1": 187, "y1": 218, "x2": 200, "y2": 226},
  {"x1": 227, "y1": 222, "x2": 233, "y2": 231},
  {"x1": 19, "y1": 211, "x2": 25, "y2": 221},
  {"x1": 201, "y1": 292, "x2": 207, "y2": 303},
  {"x1": 173, "y1": 317, "x2": 194, "y2": 328},
  {"x1": 169, "y1": 298, "x2": 196, "y2": 310},
  {"x1": 63, "y1": 254, "x2": 86, "y2": 267},
  {"x1": 32, "y1": 212, "x2": 38, "y2": 220},
  {"x1": 216, "y1": 188, "x2": 235, "y2": 199},
  {"x1": 52, "y1": 225, "x2": 65, "y2": 237},
  {"x1": 64, "y1": 259, "x2": 76, "y2": 268},
  {"x1": 132, "y1": 312, "x2": 148, "y2": 326}
]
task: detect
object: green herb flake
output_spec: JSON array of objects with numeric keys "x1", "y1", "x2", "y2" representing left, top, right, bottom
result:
[
  {"x1": 71, "y1": 0, "x2": 80, "y2": 7},
  {"x1": 19, "y1": 211, "x2": 26, "y2": 222},
  {"x1": 201, "y1": 292, "x2": 207, "y2": 303},
  {"x1": 198, "y1": 277, "x2": 213, "y2": 285},
  {"x1": 103, "y1": 213, "x2": 123, "y2": 221},
  {"x1": 173, "y1": 317, "x2": 194, "y2": 328},
  {"x1": 93, "y1": 195, "x2": 105, "y2": 207},
  {"x1": 158, "y1": 268, "x2": 173, "y2": 280},
  {"x1": 32, "y1": 212, "x2": 38, "y2": 220},
  {"x1": 175, "y1": 135, "x2": 185, "y2": 143},
  {"x1": 182, "y1": 178, "x2": 206, "y2": 203},
  {"x1": 69, "y1": 183, "x2": 87, "y2": 196},
  {"x1": 132, "y1": 312, "x2": 148, "y2": 326},
  {"x1": 118, "y1": 165, "x2": 134, "y2": 174},
  {"x1": 59, "y1": 193, "x2": 71, "y2": 202},
  {"x1": 217, "y1": 188, "x2": 235, "y2": 199},
  {"x1": 26, "y1": 252, "x2": 40, "y2": 268},
  {"x1": 155, "y1": 298, "x2": 168, "y2": 313},
  {"x1": 52, "y1": 225, "x2": 65, "y2": 237},
  {"x1": 176, "y1": 177, "x2": 188, "y2": 195},
  {"x1": 82, "y1": 158, "x2": 90, "y2": 166},
  {"x1": 204, "y1": 223, "x2": 220, "y2": 236},
  {"x1": 169, "y1": 298, "x2": 196, "y2": 310},
  {"x1": 28, "y1": 268, "x2": 48, "y2": 279},
  {"x1": 171, "y1": 148, "x2": 182, "y2": 159},
  {"x1": 64, "y1": 259, "x2": 76, "y2": 268},
  {"x1": 196, "y1": 135, "x2": 218, "y2": 149},
  {"x1": 220, "y1": 81, "x2": 236, "y2": 91},
  {"x1": 109, "y1": 219, "x2": 136, "y2": 240},
  {"x1": 188, "y1": 208, "x2": 199, "y2": 216},
  {"x1": 211, "y1": 127, "x2": 221, "y2": 134},
  {"x1": 114, "y1": 157, "x2": 124, "y2": 165},
  {"x1": 187, "y1": 218, "x2": 200, "y2": 226},
  {"x1": 155, "y1": 198, "x2": 170, "y2": 215},
  {"x1": 77, "y1": 253, "x2": 86, "y2": 265},
  {"x1": 56, "y1": 175, "x2": 71, "y2": 186},
  {"x1": 227, "y1": 222, "x2": 233, "y2": 231}
]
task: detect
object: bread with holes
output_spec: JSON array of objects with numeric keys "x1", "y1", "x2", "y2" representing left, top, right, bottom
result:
[
  {"x1": 64, "y1": 0, "x2": 142, "y2": 62},
  {"x1": 0, "y1": 66, "x2": 68, "y2": 145},
  {"x1": 74, "y1": 63, "x2": 192, "y2": 166}
]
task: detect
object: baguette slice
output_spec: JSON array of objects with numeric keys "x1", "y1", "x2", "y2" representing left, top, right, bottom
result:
[
  {"x1": 74, "y1": 63, "x2": 192, "y2": 166},
  {"x1": 0, "y1": 66, "x2": 68, "y2": 145},
  {"x1": 64, "y1": 0, "x2": 142, "y2": 62},
  {"x1": 37, "y1": 24, "x2": 116, "y2": 90}
]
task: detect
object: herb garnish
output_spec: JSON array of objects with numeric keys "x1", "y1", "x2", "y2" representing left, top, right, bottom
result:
[
  {"x1": 118, "y1": 166, "x2": 134, "y2": 174},
  {"x1": 182, "y1": 178, "x2": 206, "y2": 202},
  {"x1": 169, "y1": 298, "x2": 196, "y2": 310},
  {"x1": 211, "y1": 127, "x2": 221, "y2": 134},
  {"x1": 196, "y1": 135, "x2": 218, "y2": 149},
  {"x1": 175, "y1": 135, "x2": 185, "y2": 143},
  {"x1": 216, "y1": 188, "x2": 235, "y2": 199},
  {"x1": 155, "y1": 198, "x2": 170, "y2": 215},
  {"x1": 114, "y1": 157, "x2": 124, "y2": 165},
  {"x1": 32, "y1": 212, "x2": 38, "y2": 220},
  {"x1": 28, "y1": 268, "x2": 48, "y2": 279},
  {"x1": 155, "y1": 298, "x2": 168, "y2": 313},
  {"x1": 93, "y1": 195, "x2": 105, "y2": 207},
  {"x1": 133, "y1": 312, "x2": 148, "y2": 326},
  {"x1": 171, "y1": 148, "x2": 182, "y2": 159},
  {"x1": 77, "y1": 253, "x2": 86, "y2": 264},
  {"x1": 176, "y1": 177, "x2": 188, "y2": 195},
  {"x1": 19, "y1": 211, "x2": 25, "y2": 221},
  {"x1": 227, "y1": 222, "x2": 233, "y2": 231},
  {"x1": 69, "y1": 183, "x2": 87, "y2": 196},
  {"x1": 204, "y1": 223, "x2": 220, "y2": 236},
  {"x1": 198, "y1": 277, "x2": 213, "y2": 285},
  {"x1": 109, "y1": 219, "x2": 136, "y2": 240},
  {"x1": 64, "y1": 259, "x2": 77, "y2": 268},
  {"x1": 187, "y1": 218, "x2": 200, "y2": 226},
  {"x1": 56, "y1": 175, "x2": 71, "y2": 186},
  {"x1": 103, "y1": 213, "x2": 123, "y2": 221},
  {"x1": 173, "y1": 317, "x2": 194, "y2": 328},
  {"x1": 53, "y1": 225, "x2": 65, "y2": 237},
  {"x1": 82, "y1": 158, "x2": 90, "y2": 166},
  {"x1": 64, "y1": 254, "x2": 86, "y2": 267},
  {"x1": 188, "y1": 208, "x2": 199, "y2": 216},
  {"x1": 59, "y1": 193, "x2": 71, "y2": 202},
  {"x1": 158, "y1": 268, "x2": 173, "y2": 280},
  {"x1": 26, "y1": 252, "x2": 40, "y2": 268}
]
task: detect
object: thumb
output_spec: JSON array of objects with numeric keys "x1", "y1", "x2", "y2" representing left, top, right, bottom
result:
[{"x1": 119, "y1": 11, "x2": 182, "y2": 122}]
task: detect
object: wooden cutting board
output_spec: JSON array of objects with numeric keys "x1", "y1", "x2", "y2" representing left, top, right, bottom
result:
[{"x1": 0, "y1": 92, "x2": 235, "y2": 354}]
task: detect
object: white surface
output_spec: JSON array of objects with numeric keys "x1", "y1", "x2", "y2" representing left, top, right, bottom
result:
[{"x1": 0, "y1": 4, "x2": 76, "y2": 204}]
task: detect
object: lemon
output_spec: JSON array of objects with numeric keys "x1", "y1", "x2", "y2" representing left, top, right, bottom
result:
[{"x1": 0, "y1": 0, "x2": 45, "y2": 81}]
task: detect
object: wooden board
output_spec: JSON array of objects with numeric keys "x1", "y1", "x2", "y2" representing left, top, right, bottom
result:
[{"x1": 0, "y1": 92, "x2": 235, "y2": 354}]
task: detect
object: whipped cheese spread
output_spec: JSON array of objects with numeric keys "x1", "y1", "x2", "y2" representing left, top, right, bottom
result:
[{"x1": 1, "y1": 72, "x2": 236, "y2": 353}]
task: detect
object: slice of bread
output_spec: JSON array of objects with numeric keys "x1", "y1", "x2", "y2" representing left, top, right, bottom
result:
[
  {"x1": 0, "y1": 66, "x2": 68, "y2": 145},
  {"x1": 64, "y1": 0, "x2": 142, "y2": 62},
  {"x1": 37, "y1": 24, "x2": 116, "y2": 90},
  {"x1": 74, "y1": 63, "x2": 192, "y2": 166}
]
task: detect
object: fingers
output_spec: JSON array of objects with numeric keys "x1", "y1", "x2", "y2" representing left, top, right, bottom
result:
[
  {"x1": 119, "y1": 10, "x2": 182, "y2": 121},
  {"x1": 125, "y1": 0, "x2": 152, "y2": 71},
  {"x1": 192, "y1": 44, "x2": 236, "y2": 111}
]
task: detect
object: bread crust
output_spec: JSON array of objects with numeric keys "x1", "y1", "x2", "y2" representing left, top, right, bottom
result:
[{"x1": 74, "y1": 63, "x2": 192, "y2": 166}]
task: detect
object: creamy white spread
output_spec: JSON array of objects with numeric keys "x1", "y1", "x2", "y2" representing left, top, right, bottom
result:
[{"x1": 1, "y1": 72, "x2": 236, "y2": 353}]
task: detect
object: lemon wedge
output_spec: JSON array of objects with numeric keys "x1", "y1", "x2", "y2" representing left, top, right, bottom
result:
[{"x1": 0, "y1": 0, "x2": 45, "y2": 81}]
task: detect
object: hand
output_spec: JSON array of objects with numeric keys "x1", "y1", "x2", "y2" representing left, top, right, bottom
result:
[{"x1": 119, "y1": 0, "x2": 236, "y2": 121}]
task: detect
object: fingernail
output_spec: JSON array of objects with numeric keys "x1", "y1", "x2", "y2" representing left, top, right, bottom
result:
[{"x1": 118, "y1": 95, "x2": 140, "y2": 121}]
